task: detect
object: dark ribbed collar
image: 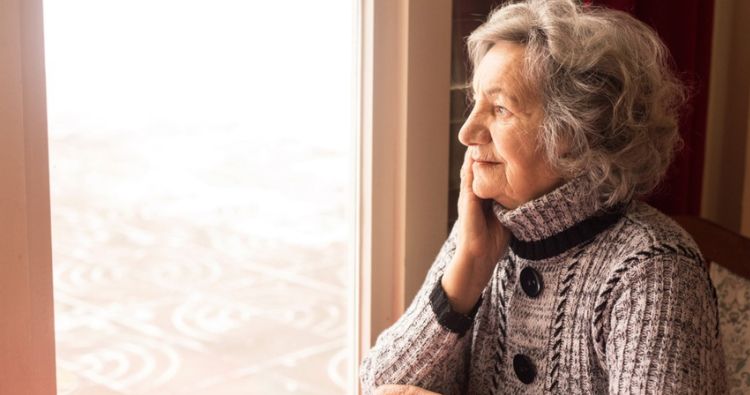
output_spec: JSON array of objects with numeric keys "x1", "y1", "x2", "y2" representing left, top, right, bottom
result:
[{"x1": 492, "y1": 177, "x2": 625, "y2": 260}]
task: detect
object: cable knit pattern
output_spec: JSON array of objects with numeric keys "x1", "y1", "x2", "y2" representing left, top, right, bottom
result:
[{"x1": 360, "y1": 179, "x2": 727, "y2": 394}]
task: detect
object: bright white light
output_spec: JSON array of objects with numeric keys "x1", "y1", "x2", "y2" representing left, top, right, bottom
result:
[
  {"x1": 45, "y1": 0, "x2": 356, "y2": 392},
  {"x1": 44, "y1": 0, "x2": 354, "y2": 148}
]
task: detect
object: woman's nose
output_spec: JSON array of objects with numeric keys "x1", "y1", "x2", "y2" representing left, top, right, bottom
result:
[{"x1": 458, "y1": 112, "x2": 491, "y2": 147}]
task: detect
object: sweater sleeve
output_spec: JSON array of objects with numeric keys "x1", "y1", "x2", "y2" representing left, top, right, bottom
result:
[
  {"x1": 598, "y1": 252, "x2": 727, "y2": 394},
  {"x1": 359, "y1": 224, "x2": 482, "y2": 395}
]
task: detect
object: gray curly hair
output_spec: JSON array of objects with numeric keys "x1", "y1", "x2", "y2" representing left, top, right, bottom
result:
[{"x1": 467, "y1": 0, "x2": 686, "y2": 208}]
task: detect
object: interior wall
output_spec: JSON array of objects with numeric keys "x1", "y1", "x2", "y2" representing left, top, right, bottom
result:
[
  {"x1": 359, "y1": 0, "x2": 452, "y2": 353},
  {"x1": 702, "y1": 0, "x2": 750, "y2": 235}
]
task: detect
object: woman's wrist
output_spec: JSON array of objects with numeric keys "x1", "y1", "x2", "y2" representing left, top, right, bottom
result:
[{"x1": 441, "y1": 251, "x2": 493, "y2": 314}]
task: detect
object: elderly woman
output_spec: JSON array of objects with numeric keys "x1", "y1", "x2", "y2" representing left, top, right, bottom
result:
[{"x1": 360, "y1": 0, "x2": 726, "y2": 394}]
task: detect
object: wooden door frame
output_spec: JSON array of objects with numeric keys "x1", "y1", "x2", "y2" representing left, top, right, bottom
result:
[
  {"x1": 355, "y1": 0, "x2": 452, "y2": 391},
  {"x1": 0, "y1": 0, "x2": 57, "y2": 393}
]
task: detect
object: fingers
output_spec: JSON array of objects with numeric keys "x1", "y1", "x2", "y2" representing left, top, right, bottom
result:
[
  {"x1": 373, "y1": 384, "x2": 408, "y2": 395},
  {"x1": 482, "y1": 198, "x2": 494, "y2": 216},
  {"x1": 374, "y1": 385, "x2": 442, "y2": 395},
  {"x1": 460, "y1": 148, "x2": 474, "y2": 193}
]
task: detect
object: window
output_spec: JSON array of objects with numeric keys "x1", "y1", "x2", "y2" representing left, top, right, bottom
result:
[
  {"x1": 45, "y1": 1, "x2": 358, "y2": 393},
  {"x1": 2, "y1": 0, "x2": 452, "y2": 392}
]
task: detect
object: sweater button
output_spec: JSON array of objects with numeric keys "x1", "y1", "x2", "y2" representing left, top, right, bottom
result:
[
  {"x1": 519, "y1": 266, "x2": 543, "y2": 297},
  {"x1": 513, "y1": 354, "x2": 536, "y2": 384}
]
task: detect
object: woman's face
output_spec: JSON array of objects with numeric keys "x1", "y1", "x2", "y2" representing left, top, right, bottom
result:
[{"x1": 459, "y1": 41, "x2": 563, "y2": 209}]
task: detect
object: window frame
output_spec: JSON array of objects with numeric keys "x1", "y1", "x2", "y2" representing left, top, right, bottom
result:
[
  {"x1": 2, "y1": 0, "x2": 452, "y2": 392},
  {"x1": 354, "y1": 0, "x2": 452, "y2": 391},
  {"x1": 0, "y1": 0, "x2": 57, "y2": 392}
]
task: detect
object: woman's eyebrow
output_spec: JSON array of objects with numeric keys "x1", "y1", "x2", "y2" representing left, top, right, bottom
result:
[{"x1": 483, "y1": 86, "x2": 520, "y2": 105}]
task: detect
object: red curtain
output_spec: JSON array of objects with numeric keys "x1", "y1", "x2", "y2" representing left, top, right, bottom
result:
[{"x1": 591, "y1": 0, "x2": 715, "y2": 215}]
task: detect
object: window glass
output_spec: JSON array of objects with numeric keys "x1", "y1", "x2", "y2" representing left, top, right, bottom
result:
[{"x1": 44, "y1": 1, "x2": 357, "y2": 393}]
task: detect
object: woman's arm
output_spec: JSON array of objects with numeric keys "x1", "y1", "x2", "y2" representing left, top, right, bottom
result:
[
  {"x1": 441, "y1": 151, "x2": 509, "y2": 315},
  {"x1": 360, "y1": 150, "x2": 508, "y2": 395},
  {"x1": 359, "y1": 225, "x2": 480, "y2": 395},
  {"x1": 596, "y1": 251, "x2": 726, "y2": 393}
]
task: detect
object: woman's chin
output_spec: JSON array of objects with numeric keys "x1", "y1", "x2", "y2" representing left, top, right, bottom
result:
[
  {"x1": 472, "y1": 183, "x2": 517, "y2": 208},
  {"x1": 474, "y1": 191, "x2": 494, "y2": 200},
  {"x1": 471, "y1": 182, "x2": 497, "y2": 200}
]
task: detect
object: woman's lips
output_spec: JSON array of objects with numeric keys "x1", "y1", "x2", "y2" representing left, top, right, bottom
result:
[{"x1": 473, "y1": 159, "x2": 501, "y2": 165}]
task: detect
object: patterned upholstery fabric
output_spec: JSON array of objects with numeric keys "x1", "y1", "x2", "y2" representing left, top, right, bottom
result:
[{"x1": 710, "y1": 262, "x2": 750, "y2": 394}]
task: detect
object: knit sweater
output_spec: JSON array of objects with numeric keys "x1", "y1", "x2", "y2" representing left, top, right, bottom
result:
[{"x1": 360, "y1": 179, "x2": 727, "y2": 394}]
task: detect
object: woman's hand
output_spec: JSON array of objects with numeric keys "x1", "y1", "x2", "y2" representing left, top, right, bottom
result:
[
  {"x1": 374, "y1": 384, "x2": 442, "y2": 395},
  {"x1": 441, "y1": 150, "x2": 510, "y2": 314}
]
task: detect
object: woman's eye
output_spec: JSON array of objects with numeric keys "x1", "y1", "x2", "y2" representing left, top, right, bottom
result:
[{"x1": 494, "y1": 105, "x2": 509, "y2": 116}]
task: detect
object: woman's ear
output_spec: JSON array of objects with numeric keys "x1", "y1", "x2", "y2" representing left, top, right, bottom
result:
[{"x1": 551, "y1": 130, "x2": 576, "y2": 160}]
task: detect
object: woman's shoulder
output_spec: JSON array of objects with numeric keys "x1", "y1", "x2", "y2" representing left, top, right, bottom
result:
[
  {"x1": 590, "y1": 200, "x2": 710, "y2": 300},
  {"x1": 614, "y1": 200, "x2": 703, "y2": 260}
]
